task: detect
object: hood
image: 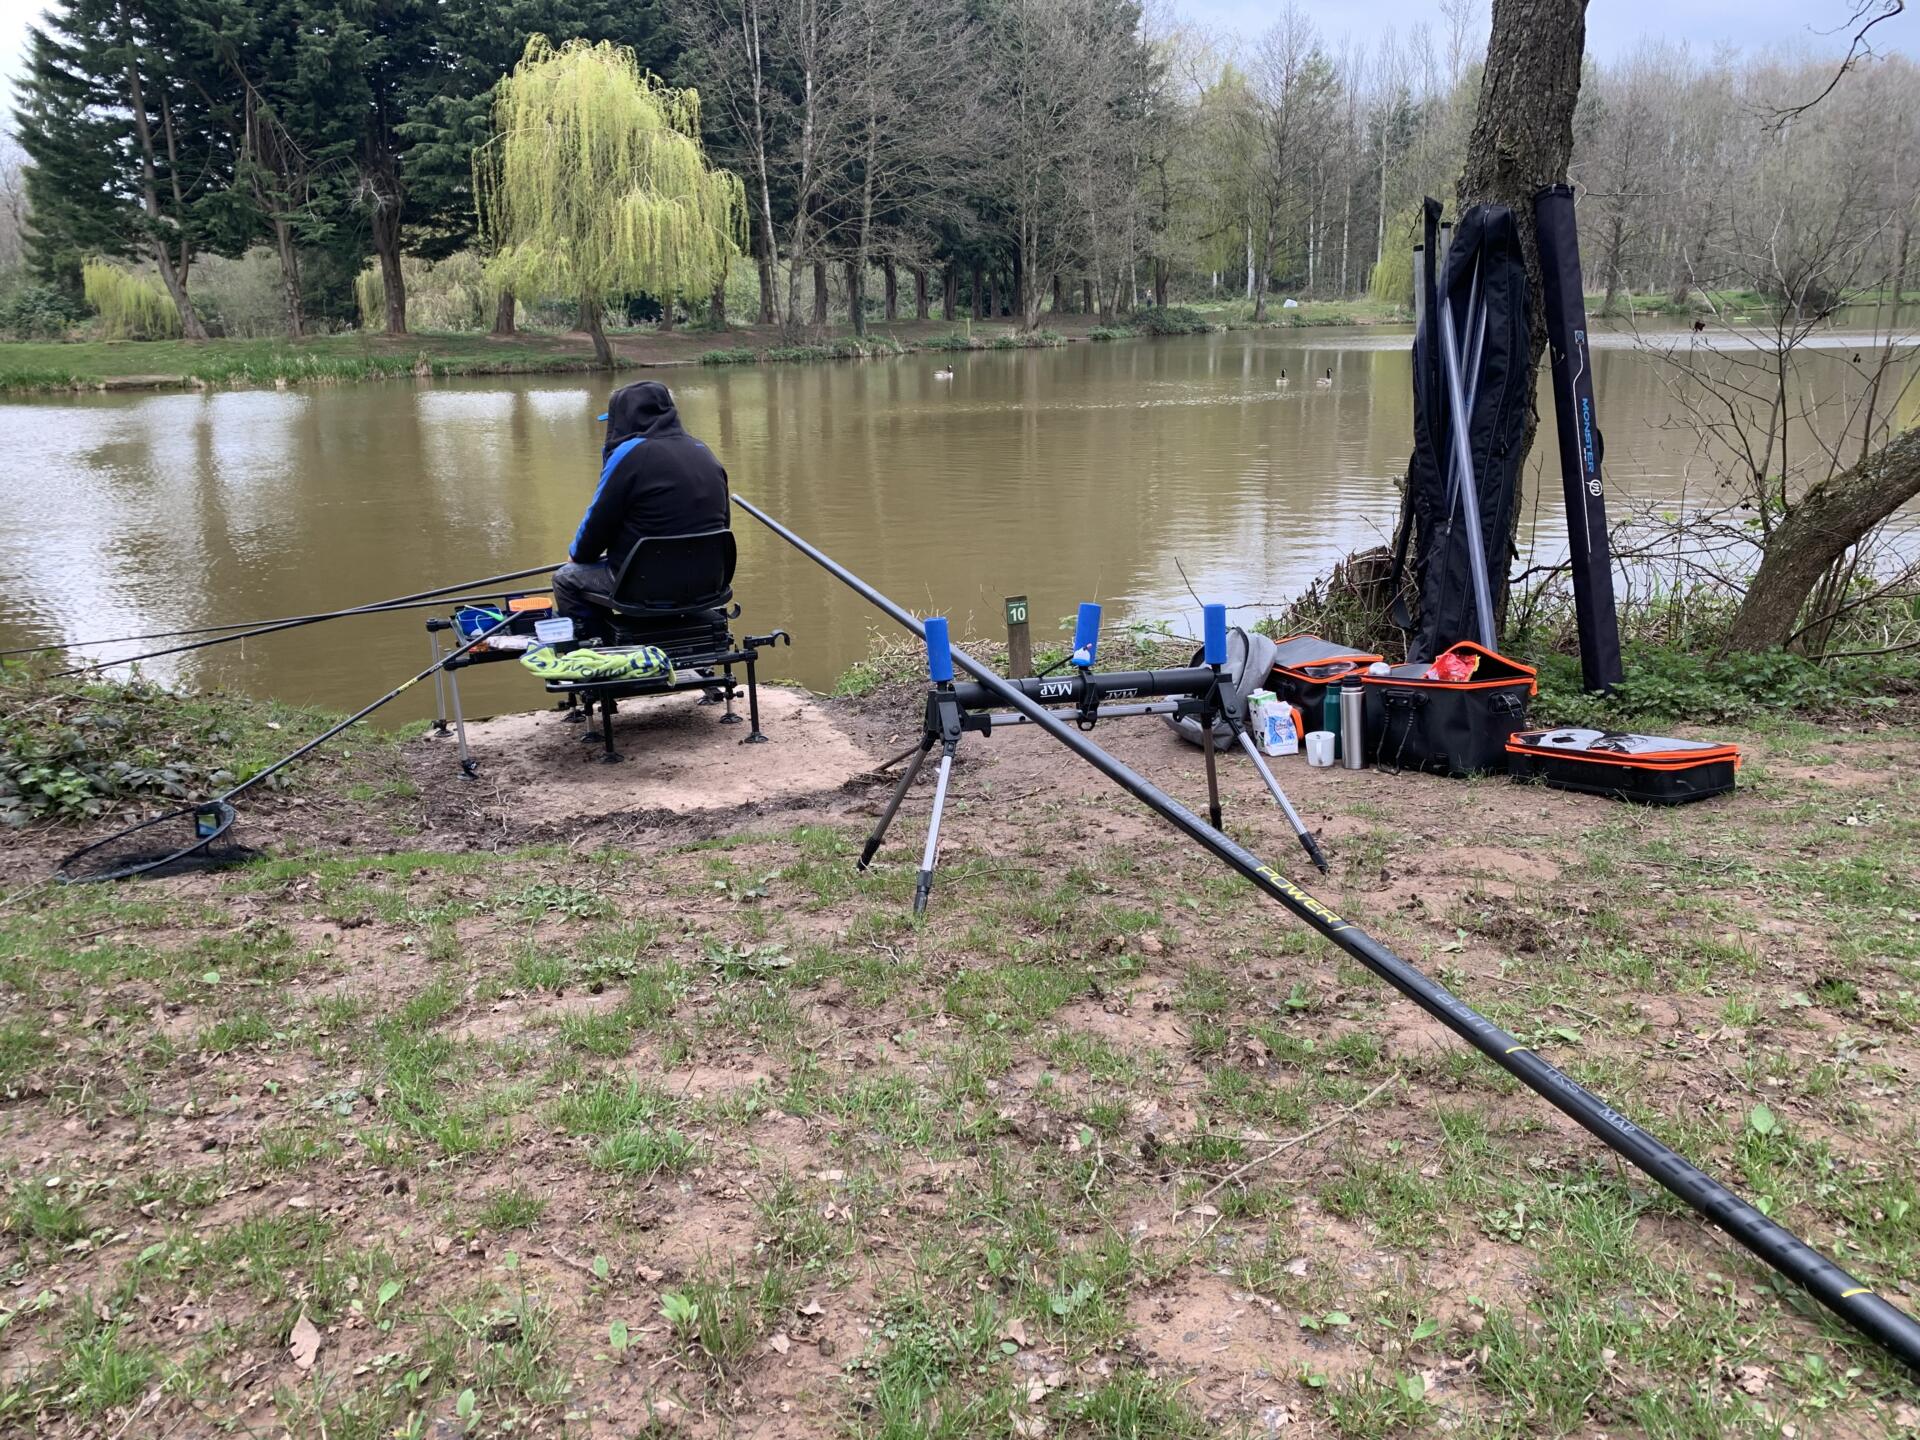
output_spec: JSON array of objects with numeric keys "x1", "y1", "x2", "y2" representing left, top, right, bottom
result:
[{"x1": 601, "y1": 380, "x2": 685, "y2": 456}]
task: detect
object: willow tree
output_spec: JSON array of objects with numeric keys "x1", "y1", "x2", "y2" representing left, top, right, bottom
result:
[{"x1": 477, "y1": 36, "x2": 743, "y2": 368}]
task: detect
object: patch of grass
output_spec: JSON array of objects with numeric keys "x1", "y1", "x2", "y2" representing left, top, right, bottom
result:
[
  {"x1": 591, "y1": 1126, "x2": 699, "y2": 1177},
  {"x1": 662, "y1": 1264, "x2": 792, "y2": 1371},
  {"x1": 58, "y1": 1319, "x2": 155, "y2": 1415},
  {"x1": 1066, "y1": 1369, "x2": 1209, "y2": 1437},
  {"x1": 478, "y1": 1187, "x2": 548, "y2": 1232},
  {"x1": 8, "y1": 1178, "x2": 88, "y2": 1244}
]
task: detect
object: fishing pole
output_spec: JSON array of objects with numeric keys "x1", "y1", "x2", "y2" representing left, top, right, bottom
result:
[
  {"x1": 56, "y1": 612, "x2": 518, "y2": 885},
  {"x1": 14, "y1": 563, "x2": 562, "y2": 669},
  {"x1": 730, "y1": 492, "x2": 1920, "y2": 1373}
]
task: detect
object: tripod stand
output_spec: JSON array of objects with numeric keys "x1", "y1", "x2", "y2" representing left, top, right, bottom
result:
[{"x1": 861, "y1": 607, "x2": 1328, "y2": 914}]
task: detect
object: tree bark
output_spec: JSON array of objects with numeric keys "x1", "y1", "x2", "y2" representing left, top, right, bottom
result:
[
  {"x1": 1153, "y1": 257, "x2": 1169, "y2": 309},
  {"x1": 491, "y1": 290, "x2": 516, "y2": 337},
  {"x1": 942, "y1": 264, "x2": 957, "y2": 321},
  {"x1": 883, "y1": 260, "x2": 898, "y2": 322},
  {"x1": 270, "y1": 217, "x2": 305, "y2": 339},
  {"x1": 989, "y1": 269, "x2": 1002, "y2": 319},
  {"x1": 1455, "y1": 0, "x2": 1588, "y2": 630},
  {"x1": 846, "y1": 259, "x2": 864, "y2": 335},
  {"x1": 371, "y1": 193, "x2": 408, "y2": 336},
  {"x1": 582, "y1": 298, "x2": 613, "y2": 368},
  {"x1": 659, "y1": 295, "x2": 675, "y2": 331},
  {"x1": 970, "y1": 264, "x2": 984, "y2": 320},
  {"x1": 812, "y1": 261, "x2": 828, "y2": 327},
  {"x1": 913, "y1": 266, "x2": 929, "y2": 321},
  {"x1": 1052, "y1": 273, "x2": 1063, "y2": 312},
  {"x1": 120, "y1": 52, "x2": 207, "y2": 340},
  {"x1": 1082, "y1": 278, "x2": 1093, "y2": 314},
  {"x1": 757, "y1": 254, "x2": 775, "y2": 324},
  {"x1": 709, "y1": 281, "x2": 727, "y2": 329},
  {"x1": 1724, "y1": 427, "x2": 1920, "y2": 652}
]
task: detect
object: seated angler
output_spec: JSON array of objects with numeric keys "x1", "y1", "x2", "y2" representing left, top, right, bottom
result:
[{"x1": 550, "y1": 380, "x2": 730, "y2": 643}]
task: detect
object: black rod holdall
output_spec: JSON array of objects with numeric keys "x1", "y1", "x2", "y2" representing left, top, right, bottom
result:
[
  {"x1": 1507, "y1": 728, "x2": 1740, "y2": 804},
  {"x1": 1362, "y1": 641, "x2": 1536, "y2": 776}
]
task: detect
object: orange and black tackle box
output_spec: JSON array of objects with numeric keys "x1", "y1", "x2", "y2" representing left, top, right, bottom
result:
[{"x1": 1506, "y1": 728, "x2": 1741, "y2": 805}]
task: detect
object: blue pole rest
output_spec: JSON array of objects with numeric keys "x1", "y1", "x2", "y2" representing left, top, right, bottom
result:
[
  {"x1": 924, "y1": 616, "x2": 954, "y2": 683},
  {"x1": 1203, "y1": 604, "x2": 1228, "y2": 667},
  {"x1": 1072, "y1": 602, "x2": 1102, "y2": 668}
]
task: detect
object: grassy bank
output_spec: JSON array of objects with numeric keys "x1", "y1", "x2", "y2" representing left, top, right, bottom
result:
[
  {"x1": 0, "y1": 652, "x2": 1916, "y2": 1436},
  {"x1": 0, "y1": 332, "x2": 629, "y2": 392}
]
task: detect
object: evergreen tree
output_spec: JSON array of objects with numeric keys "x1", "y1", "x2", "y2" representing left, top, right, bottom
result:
[{"x1": 14, "y1": 0, "x2": 249, "y2": 337}]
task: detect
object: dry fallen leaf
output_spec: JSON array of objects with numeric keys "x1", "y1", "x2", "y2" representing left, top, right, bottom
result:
[
  {"x1": 798, "y1": 1298, "x2": 825, "y2": 1317},
  {"x1": 1004, "y1": 1318, "x2": 1029, "y2": 1348},
  {"x1": 1890, "y1": 1401, "x2": 1918, "y2": 1431},
  {"x1": 431, "y1": 1235, "x2": 452, "y2": 1256},
  {"x1": 1010, "y1": 1412, "x2": 1047, "y2": 1439},
  {"x1": 288, "y1": 1314, "x2": 322, "y2": 1371},
  {"x1": 1733, "y1": 1365, "x2": 1770, "y2": 1396},
  {"x1": 1025, "y1": 1378, "x2": 1048, "y2": 1405},
  {"x1": 768, "y1": 1332, "x2": 791, "y2": 1355},
  {"x1": 637, "y1": 1264, "x2": 665, "y2": 1283}
]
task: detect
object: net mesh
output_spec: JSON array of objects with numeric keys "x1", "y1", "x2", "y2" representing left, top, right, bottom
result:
[{"x1": 56, "y1": 801, "x2": 257, "y2": 884}]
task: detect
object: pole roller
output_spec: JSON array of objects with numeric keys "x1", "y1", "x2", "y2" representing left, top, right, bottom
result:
[{"x1": 730, "y1": 492, "x2": 1920, "y2": 1373}]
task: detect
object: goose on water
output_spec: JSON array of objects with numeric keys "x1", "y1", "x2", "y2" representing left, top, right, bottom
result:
[
  {"x1": 1315, "y1": 368, "x2": 1333, "y2": 388},
  {"x1": 1275, "y1": 369, "x2": 1290, "y2": 387},
  {"x1": 934, "y1": 367, "x2": 954, "y2": 380}
]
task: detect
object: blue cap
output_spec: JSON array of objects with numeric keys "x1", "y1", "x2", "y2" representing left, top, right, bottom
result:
[
  {"x1": 924, "y1": 617, "x2": 953, "y2": 683},
  {"x1": 596, "y1": 412, "x2": 608, "y2": 420},
  {"x1": 1203, "y1": 604, "x2": 1228, "y2": 666}
]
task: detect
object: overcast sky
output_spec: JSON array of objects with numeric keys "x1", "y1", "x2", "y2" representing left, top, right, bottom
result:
[{"x1": 0, "y1": 0, "x2": 1901, "y2": 117}]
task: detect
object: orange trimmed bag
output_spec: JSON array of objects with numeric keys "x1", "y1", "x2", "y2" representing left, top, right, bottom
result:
[
  {"x1": 1267, "y1": 633, "x2": 1385, "y2": 717},
  {"x1": 1361, "y1": 641, "x2": 1537, "y2": 776},
  {"x1": 1506, "y1": 728, "x2": 1741, "y2": 804}
]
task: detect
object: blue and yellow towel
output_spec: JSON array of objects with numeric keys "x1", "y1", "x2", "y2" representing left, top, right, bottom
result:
[{"x1": 520, "y1": 645, "x2": 672, "y2": 683}]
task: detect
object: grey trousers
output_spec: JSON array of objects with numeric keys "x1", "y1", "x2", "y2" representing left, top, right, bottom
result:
[{"x1": 550, "y1": 560, "x2": 618, "y2": 636}]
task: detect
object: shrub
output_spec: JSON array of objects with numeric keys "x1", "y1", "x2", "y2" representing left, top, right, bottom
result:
[
  {"x1": 699, "y1": 346, "x2": 758, "y2": 365},
  {"x1": 81, "y1": 260, "x2": 182, "y2": 339},
  {"x1": 0, "y1": 281, "x2": 87, "y2": 341},
  {"x1": 1133, "y1": 305, "x2": 1211, "y2": 336}
]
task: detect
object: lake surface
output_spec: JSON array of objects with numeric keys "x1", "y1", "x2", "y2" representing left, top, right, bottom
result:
[{"x1": 3, "y1": 317, "x2": 1915, "y2": 722}]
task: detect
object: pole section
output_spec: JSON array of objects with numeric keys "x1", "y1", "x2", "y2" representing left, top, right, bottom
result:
[{"x1": 730, "y1": 493, "x2": 1920, "y2": 1373}]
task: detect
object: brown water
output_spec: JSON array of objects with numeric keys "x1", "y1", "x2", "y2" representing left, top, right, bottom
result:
[{"x1": 3, "y1": 318, "x2": 1914, "y2": 724}]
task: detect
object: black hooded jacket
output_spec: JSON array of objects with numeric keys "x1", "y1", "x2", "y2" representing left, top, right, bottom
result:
[{"x1": 570, "y1": 381, "x2": 729, "y2": 564}]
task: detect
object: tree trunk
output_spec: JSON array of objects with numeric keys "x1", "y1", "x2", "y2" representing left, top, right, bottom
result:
[
  {"x1": 942, "y1": 264, "x2": 957, "y2": 322},
  {"x1": 1724, "y1": 427, "x2": 1920, "y2": 652},
  {"x1": 1455, "y1": 0, "x2": 1588, "y2": 630},
  {"x1": 372, "y1": 201, "x2": 407, "y2": 336},
  {"x1": 491, "y1": 290, "x2": 516, "y2": 337},
  {"x1": 1082, "y1": 278, "x2": 1094, "y2": 314},
  {"x1": 1011, "y1": 252, "x2": 1024, "y2": 321},
  {"x1": 970, "y1": 264, "x2": 984, "y2": 321},
  {"x1": 812, "y1": 261, "x2": 828, "y2": 327},
  {"x1": 709, "y1": 282, "x2": 726, "y2": 330},
  {"x1": 1052, "y1": 273, "x2": 1063, "y2": 312},
  {"x1": 582, "y1": 298, "x2": 613, "y2": 368},
  {"x1": 1600, "y1": 213, "x2": 1625, "y2": 315},
  {"x1": 270, "y1": 218, "x2": 305, "y2": 339},
  {"x1": 757, "y1": 255, "x2": 775, "y2": 324},
  {"x1": 659, "y1": 295, "x2": 675, "y2": 331},
  {"x1": 989, "y1": 270, "x2": 1002, "y2": 320},
  {"x1": 1893, "y1": 206, "x2": 1913, "y2": 302},
  {"x1": 846, "y1": 259, "x2": 864, "y2": 336},
  {"x1": 1153, "y1": 257, "x2": 1169, "y2": 309},
  {"x1": 884, "y1": 260, "x2": 898, "y2": 322},
  {"x1": 1253, "y1": 208, "x2": 1275, "y2": 322},
  {"x1": 913, "y1": 267, "x2": 929, "y2": 321}
]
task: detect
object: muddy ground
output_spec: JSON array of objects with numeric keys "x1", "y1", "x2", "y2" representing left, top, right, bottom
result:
[{"x1": 0, "y1": 678, "x2": 1916, "y2": 1438}]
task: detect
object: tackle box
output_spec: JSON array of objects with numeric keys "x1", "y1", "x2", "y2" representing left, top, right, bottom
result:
[
  {"x1": 1361, "y1": 641, "x2": 1536, "y2": 776},
  {"x1": 1506, "y1": 728, "x2": 1741, "y2": 804},
  {"x1": 1267, "y1": 633, "x2": 1385, "y2": 715}
]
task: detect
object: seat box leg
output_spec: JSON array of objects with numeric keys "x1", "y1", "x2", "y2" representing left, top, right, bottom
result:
[
  {"x1": 743, "y1": 658, "x2": 767, "y2": 743},
  {"x1": 599, "y1": 697, "x2": 621, "y2": 763},
  {"x1": 718, "y1": 663, "x2": 742, "y2": 725}
]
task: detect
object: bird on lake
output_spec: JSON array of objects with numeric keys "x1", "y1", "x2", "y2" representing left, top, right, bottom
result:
[
  {"x1": 934, "y1": 367, "x2": 954, "y2": 380},
  {"x1": 1315, "y1": 368, "x2": 1333, "y2": 388},
  {"x1": 1276, "y1": 369, "x2": 1290, "y2": 387}
]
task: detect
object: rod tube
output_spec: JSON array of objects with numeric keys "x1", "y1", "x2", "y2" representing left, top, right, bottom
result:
[
  {"x1": 731, "y1": 492, "x2": 1920, "y2": 1372},
  {"x1": 35, "y1": 565, "x2": 561, "y2": 669}
]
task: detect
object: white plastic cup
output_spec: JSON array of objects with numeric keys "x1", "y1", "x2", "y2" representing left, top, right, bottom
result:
[{"x1": 1305, "y1": 730, "x2": 1336, "y2": 767}]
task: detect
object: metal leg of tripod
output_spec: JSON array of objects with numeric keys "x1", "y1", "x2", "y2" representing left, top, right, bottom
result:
[
  {"x1": 915, "y1": 742, "x2": 958, "y2": 915},
  {"x1": 1201, "y1": 711, "x2": 1223, "y2": 831},
  {"x1": 1230, "y1": 725, "x2": 1329, "y2": 874},
  {"x1": 860, "y1": 734, "x2": 934, "y2": 870}
]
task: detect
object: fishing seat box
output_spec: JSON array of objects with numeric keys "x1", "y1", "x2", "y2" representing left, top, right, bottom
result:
[
  {"x1": 1267, "y1": 633, "x2": 1385, "y2": 716},
  {"x1": 1506, "y1": 728, "x2": 1741, "y2": 805},
  {"x1": 1362, "y1": 641, "x2": 1536, "y2": 776}
]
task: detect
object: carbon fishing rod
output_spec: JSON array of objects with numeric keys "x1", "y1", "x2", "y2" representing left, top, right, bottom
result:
[
  {"x1": 26, "y1": 563, "x2": 562, "y2": 673},
  {"x1": 731, "y1": 492, "x2": 1920, "y2": 1373}
]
